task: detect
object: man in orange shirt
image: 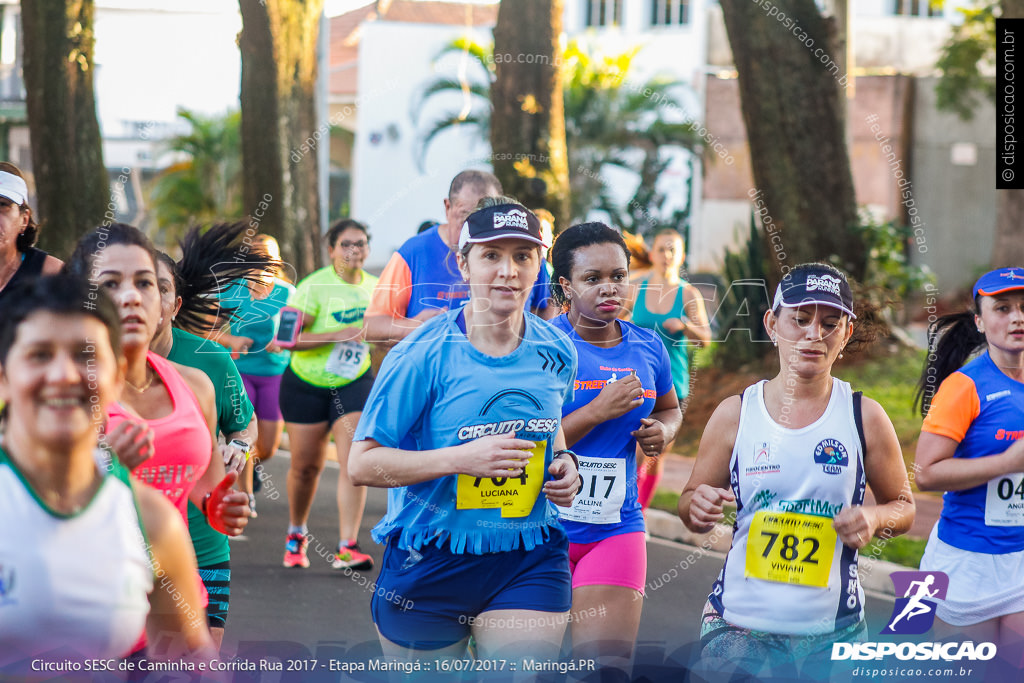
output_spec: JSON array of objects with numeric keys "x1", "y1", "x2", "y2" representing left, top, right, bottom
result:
[{"x1": 364, "y1": 170, "x2": 553, "y2": 345}]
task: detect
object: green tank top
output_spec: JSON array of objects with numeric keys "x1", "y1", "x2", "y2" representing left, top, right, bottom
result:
[{"x1": 631, "y1": 277, "x2": 692, "y2": 399}]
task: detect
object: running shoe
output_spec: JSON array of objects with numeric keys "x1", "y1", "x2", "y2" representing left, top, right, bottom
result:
[
  {"x1": 283, "y1": 532, "x2": 309, "y2": 568},
  {"x1": 332, "y1": 542, "x2": 374, "y2": 571},
  {"x1": 247, "y1": 493, "x2": 258, "y2": 518}
]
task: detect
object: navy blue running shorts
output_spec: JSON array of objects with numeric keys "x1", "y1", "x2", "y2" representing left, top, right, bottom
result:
[{"x1": 371, "y1": 526, "x2": 571, "y2": 650}]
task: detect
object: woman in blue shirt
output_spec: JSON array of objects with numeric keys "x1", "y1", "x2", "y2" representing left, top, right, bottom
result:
[
  {"x1": 349, "y1": 198, "x2": 581, "y2": 661},
  {"x1": 550, "y1": 222, "x2": 681, "y2": 670},
  {"x1": 915, "y1": 267, "x2": 1024, "y2": 659}
]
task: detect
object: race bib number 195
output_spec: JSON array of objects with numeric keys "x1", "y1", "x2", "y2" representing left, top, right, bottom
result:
[
  {"x1": 456, "y1": 440, "x2": 546, "y2": 518},
  {"x1": 325, "y1": 340, "x2": 368, "y2": 380}
]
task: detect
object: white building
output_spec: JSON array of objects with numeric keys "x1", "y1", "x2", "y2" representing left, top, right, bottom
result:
[{"x1": 341, "y1": 0, "x2": 709, "y2": 268}]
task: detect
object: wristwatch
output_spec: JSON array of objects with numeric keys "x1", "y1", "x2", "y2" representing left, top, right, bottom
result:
[
  {"x1": 553, "y1": 449, "x2": 584, "y2": 494},
  {"x1": 229, "y1": 438, "x2": 252, "y2": 461}
]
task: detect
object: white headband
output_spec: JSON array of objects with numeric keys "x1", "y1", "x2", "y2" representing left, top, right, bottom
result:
[{"x1": 0, "y1": 170, "x2": 27, "y2": 205}]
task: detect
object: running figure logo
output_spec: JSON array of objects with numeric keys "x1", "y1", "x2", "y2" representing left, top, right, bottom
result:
[{"x1": 882, "y1": 571, "x2": 949, "y2": 635}]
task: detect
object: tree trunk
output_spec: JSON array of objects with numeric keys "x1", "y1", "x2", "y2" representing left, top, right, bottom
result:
[
  {"x1": 993, "y1": 190, "x2": 1024, "y2": 268},
  {"x1": 239, "y1": 0, "x2": 322, "y2": 279},
  {"x1": 490, "y1": 0, "x2": 570, "y2": 229},
  {"x1": 21, "y1": 0, "x2": 108, "y2": 260},
  {"x1": 995, "y1": 1, "x2": 1024, "y2": 268},
  {"x1": 719, "y1": 0, "x2": 863, "y2": 281}
]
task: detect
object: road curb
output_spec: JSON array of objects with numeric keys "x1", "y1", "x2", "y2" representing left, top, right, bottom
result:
[{"x1": 646, "y1": 509, "x2": 912, "y2": 596}]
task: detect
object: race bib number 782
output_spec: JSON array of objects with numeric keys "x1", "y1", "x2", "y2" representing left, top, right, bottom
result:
[{"x1": 744, "y1": 511, "x2": 837, "y2": 588}]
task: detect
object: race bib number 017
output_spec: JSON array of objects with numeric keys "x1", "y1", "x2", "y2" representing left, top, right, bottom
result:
[
  {"x1": 456, "y1": 440, "x2": 546, "y2": 518},
  {"x1": 745, "y1": 511, "x2": 836, "y2": 588},
  {"x1": 556, "y1": 456, "x2": 626, "y2": 524},
  {"x1": 985, "y1": 473, "x2": 1024, "y2": 526}
]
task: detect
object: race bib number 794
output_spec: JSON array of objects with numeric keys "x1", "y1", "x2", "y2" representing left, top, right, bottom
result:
[{"x1": 456, "y1": 440, "x2": 546, "y2": 518}]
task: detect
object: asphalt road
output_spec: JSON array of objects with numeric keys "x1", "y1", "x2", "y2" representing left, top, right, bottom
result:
[{"x1": 205, "y1": 453, "x2": 912, "y2": 682}]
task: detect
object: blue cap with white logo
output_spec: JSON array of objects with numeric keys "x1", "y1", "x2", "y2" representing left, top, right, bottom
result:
[
  {"x1": 973, "y1": 267, "x2": 1024, "y2": 299},
  {"x1": 458, "y1": 203, "x2": 547, "y2": 251},
  {"x1": 772, "y1": 265, "x2": 856, "y2": 319}
]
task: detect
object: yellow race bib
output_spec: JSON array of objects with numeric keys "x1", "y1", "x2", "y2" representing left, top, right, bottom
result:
[
  {"x1": 456, "y1": 440, "x2": 546, "y2": 518},
  {"x1": 745, "y1": 511, "x2": 837, "y2": 588}
]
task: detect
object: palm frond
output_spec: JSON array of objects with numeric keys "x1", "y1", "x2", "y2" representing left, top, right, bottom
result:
[
  {"x1": 416, "y1": 112, "x2": 490, "y2": 170},
  {"x1": 435, "y1": 35, "x2": 495, "y2": 75}
]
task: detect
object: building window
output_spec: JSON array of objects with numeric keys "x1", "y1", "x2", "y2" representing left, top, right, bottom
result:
[
  {"x1": 651, "y1": 0, "x2": 689, "y2": 26},
  {"x1": 892, "y1": 0, "x2": 942, "y2": 17},
  {"x1": 584, "y1": 0, "x2": 622, "y2": 27}
]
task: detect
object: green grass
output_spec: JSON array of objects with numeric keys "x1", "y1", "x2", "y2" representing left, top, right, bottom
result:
[
  {"x1": 649, "y1": 490, "x2": 734, "y2": 523},
  {"x1": 649, "y1": 490, "x2": 680, "y2": 515},
  {"x1": 861, "y1": 534, "x2": 927, "y2": 568},
  {"x1": 833, "y1": 347, "x2": 927, "y2": 468}
]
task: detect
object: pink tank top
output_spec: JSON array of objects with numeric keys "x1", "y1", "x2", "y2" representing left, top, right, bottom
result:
[{"x1": 106, "y1": 351, "x2": 212, "y2": 521}]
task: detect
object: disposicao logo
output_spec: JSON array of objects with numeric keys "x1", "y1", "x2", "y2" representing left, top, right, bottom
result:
[
  {"x1": 831, "y1": 571, "x2": 997, "y2": 663},
  {"x1": 883, "y1": 570, "x2": 947, "y2": 635}
]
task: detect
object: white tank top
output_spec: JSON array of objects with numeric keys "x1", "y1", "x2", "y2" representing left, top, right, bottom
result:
[
  {"x1": 0, "y1": 448, "x2": 153, "y2": 664},
  {"x1": 709, "y1": 379, "x2": 866, "y2": 635}
]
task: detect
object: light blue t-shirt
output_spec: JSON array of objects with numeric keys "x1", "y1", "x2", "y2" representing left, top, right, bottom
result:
[
  {"x1": 220, "y1": 279, "x2": 295, "y2": 376},
  {"x1": 550, "y1": 315, "x2": 673, "y2": 544},
  {"x1": 354, "y1": 308, "x2": 577, "y2": 554}
]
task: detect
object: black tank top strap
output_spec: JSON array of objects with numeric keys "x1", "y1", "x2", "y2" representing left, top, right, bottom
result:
[
  {"x1": 0, "y1": 247, "x2": 49, "y2": 305},
  {"x1": 17, "y1": 247, "x2": 48, "y2": 278}
]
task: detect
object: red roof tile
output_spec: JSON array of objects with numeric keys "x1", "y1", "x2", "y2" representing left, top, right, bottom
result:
[{"x1": 329, "y1": 1, "x2": 497, "y2": 96}]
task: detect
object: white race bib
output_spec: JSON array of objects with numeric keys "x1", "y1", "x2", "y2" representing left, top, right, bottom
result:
[
  {"x1": 985, "y1": 473, "x2": 1024, "y2": 526},
  {"x1": 325, "y1": 340, "x2": 368, "y2": 380},
  {"x1": 556, "y1": 456, "x2": 626, "y2": 524}
]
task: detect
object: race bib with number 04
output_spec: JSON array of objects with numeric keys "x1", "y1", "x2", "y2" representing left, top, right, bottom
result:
[
  {"x1": 456, "y1": 440, "x2": 546, "y2": 518},
  {"x1": 325, "y1": 340, "x2": 368, "y2": 380},
  {"x1": 556, "y1": 456, "x2": 626, "y2": 524},
  {"x1": 745, "y1": 510, "x2": 837, "y2": 588},
  {"x1": 985, "y1": 473, "x2": 1024, "y2": 526}
]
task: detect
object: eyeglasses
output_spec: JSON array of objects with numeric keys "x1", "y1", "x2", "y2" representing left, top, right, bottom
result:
[{"x1": 338, "y1": 240, "x2": 368, "y2": 249}]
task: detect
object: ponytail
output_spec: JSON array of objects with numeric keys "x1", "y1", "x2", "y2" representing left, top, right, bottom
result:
[
  {"x1": 172, "y1": 222, "x2": 272, "y2": 333},
  {"x1": 915, "y1": 310, "x2": 985, "y2": 417}
]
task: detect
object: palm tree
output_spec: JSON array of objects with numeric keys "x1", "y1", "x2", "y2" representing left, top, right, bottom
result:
[
  {"x1": 413, "y1": 38, "x2": 701, "y2": 234},
  {"x1": 149, "y1": 108, "x2": 243, "y2": 240},
  {"x1": 412, "y1": 36, "x2": 494, "y2": 165}
]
